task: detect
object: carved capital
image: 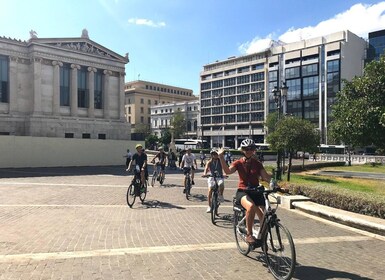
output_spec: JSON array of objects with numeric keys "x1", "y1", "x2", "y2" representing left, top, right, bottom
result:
[
  {"x1": 52, "y1": 60, "x2": 63, "y2": 67},
  {"x1": 87, "y1": 67, "x2": 97, "y2": 73},
  {"x1": 103, "y1": 70, "x2": 112, "y2": 76},
  {"x1": 120, "y1": 72, "x2": 126, "y2": 77},
  {"x1": 33, "y1": 57, "x2": 43, "y2": 63},
  {"x1": 70, "y1": 64, "x2": 81, "y2": 70},
  {"x1": 10, "y1": 56, "x2": 19, "y2": 63}
]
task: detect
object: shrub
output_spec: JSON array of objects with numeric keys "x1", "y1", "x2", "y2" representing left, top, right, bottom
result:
[{"x1": 284, "y1": 183, "x2": 385, "y2": 219}]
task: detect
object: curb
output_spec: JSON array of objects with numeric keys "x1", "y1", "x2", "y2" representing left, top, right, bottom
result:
[{"x1": 291, "y1": 200, "x2": 385, "y2": 236}]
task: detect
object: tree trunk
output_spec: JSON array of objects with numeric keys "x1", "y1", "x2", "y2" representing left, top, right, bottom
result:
[
  {"x1": 302, "y1": 153, "x2": 305, "y2": 169},
  {"x1": 287, "y1": 152, "x2": 292, "y2": 181}
]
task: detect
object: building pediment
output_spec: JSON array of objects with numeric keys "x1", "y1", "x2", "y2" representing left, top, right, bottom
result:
[{"x1": 28, "y1": 37, "x2": 129, "y2": 63}]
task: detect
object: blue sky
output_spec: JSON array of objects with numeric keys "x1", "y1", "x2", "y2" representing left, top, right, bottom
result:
[{"x1": 1, "y1": 0, "x2": 385, "y2": 94}]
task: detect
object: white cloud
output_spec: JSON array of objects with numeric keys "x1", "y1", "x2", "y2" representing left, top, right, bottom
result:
[
  {"x1": 128, "y1": 18, "x2": 166, "y2": 28},
  {"x1": 240, "y1": 2, "x2": 385, "y2": 54}
]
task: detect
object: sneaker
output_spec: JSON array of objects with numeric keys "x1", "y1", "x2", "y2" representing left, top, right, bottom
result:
[
  {"x1": 219, "y1": 195, "x2": 225, "y2": 203},
  {"x1": 206, "y1": 207, "x2": 211, "y2": 213},
  {"x1": 192, "y1": 180, "x2": 195, "y2": 185},
  {"x1": 183, "y1": 189, "x2": 186, "y2": 194},
  {"x1": 246, "y1": 234, "x2": 257, "y2": 244}
]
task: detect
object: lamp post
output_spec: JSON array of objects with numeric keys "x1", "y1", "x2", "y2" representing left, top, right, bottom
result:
[{"x1": 272, "y1": 82, "x2": 288, "y2": 180}]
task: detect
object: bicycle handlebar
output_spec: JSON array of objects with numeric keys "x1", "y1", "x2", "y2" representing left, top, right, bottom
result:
[{"x1": 246, "y1": 186, "x2": 290, "y2": 195}]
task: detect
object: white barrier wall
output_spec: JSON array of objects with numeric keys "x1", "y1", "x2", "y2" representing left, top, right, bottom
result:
[{"x1": 0, "y1": 136, "x2": 142, "y2": 168}]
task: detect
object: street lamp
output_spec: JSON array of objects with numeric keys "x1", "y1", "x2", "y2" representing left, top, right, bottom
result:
[{"x1": 272, "y1": 82, "x2": 289, "y2": 180}]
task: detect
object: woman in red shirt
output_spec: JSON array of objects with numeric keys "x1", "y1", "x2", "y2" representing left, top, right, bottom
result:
[{"x1": 218, "y1": 139, "x2": 272, "y2": 244}]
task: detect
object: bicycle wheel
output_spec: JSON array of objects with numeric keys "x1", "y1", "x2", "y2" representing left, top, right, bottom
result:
[
  {"x1": 184, "y1": 177, "x2": 190, "y2": 200},
  {"x1": 159, "y1": 172, "x2": 165, "y2": 185},
  {"x1": 233, "y1": 210, "x2": 251, "y2": 256},
  {"x1": 263, "y1": 222, "x2": 296, "y2": 280},
  {"x1": 126, "y1": 184, "x2": 136, "y2": 208},
  {"x1": 139, "y1": 181, "x2": 147, "y2": 202},
  {"x1": 151, "y1": 171, "x2": 157, "y2": 187},
  {"x1": 211, "y1": 191, "x2": 218, "y2": 225}
]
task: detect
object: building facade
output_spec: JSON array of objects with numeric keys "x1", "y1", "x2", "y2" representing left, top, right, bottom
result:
[
  {"x1": 124, "y1": 80, "x2": 197, "y2": 132},
  {"x1": 0, "y1": 30, "x2": 130, "y2": 140},
  {"x1": 200, "y1": 30, "x2": 367, "y2": 148},
  {"x1": 367, "y1": 29, "x2": 385, "y2": 62},
  {"x1": 150, "y1": 100, "x2": 200, "y2": 138}
]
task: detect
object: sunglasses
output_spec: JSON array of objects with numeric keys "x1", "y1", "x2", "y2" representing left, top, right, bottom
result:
[{"x1": 243, "y1": 147, "x2": 256, "y2": 152}]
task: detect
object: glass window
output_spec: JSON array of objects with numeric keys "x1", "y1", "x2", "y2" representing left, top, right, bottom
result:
[
  {"x1": 77, "y1": 67, "x2": 88, "y2": 108},
  {"x1": 98, "y1": 134, "x2": 106, "y2": 139},
  {"x1": 268, "y1": 70, "x2": 278, "y2": 82},
  {"x1": 94, "y1": 70, "x2": 103, "y2": 109},
  {"x1": 0, "y1": 55, "x2": 9, "y2": 103},
  {"x1": 60, "y1": 63, "x2": 70, "y2": 106},
  {"x1": 140, "y1": 98, "x2": 144, "y2": 104},
  {"x1": 285, "y1": 67, "x2": 300, "y2": 79},
  {"x1": 302, "y1": 63, "x2": 318, "y2": 76},
  {"x1": 286, "y1": 79, "x2": 301, "y2": 100},
  {"x1": 65, "y1": 133, "x2": 74, "y2": 138},
  {"x1": 327, "y1": 72, "x2": 340, "y2": 95},
  {"x1": 303, "y1": 76, "x2": 319, "y2": 98},
  {"x1": 82, "y1": 133, "x2": 91, "y2": 139},
  {"x1": 327, "y1": 59, "x2": 339, "y2": 73},
  {"x1": 304, "y1": 99, "x2": 319, "y2": 122}
]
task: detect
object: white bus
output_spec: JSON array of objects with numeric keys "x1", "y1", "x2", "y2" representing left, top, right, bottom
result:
[{"x1": 174, "y1": 139, "x2": 209, "y2": 150}]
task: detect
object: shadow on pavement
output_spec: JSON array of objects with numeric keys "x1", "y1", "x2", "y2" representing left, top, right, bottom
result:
[
  {"x1": 0, "y1": 166, "x2": 128, "y2": 178},
  {"x1": 139, "y1": 200, "x2": 186, "y2": 210},
  {"x1": 187, "y1": 193, "x2": 207, "y2": 202},
  {"x1": 294, "y1": 265, "x2": 374, "y2": 280},
  {"x1": 213, "y1": 213, "x2": 233, "y2": 228}
]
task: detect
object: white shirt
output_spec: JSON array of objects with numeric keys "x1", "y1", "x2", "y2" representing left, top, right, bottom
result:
[{"x1": 182, "y1": 153, "x2": 196, "y2": 168}]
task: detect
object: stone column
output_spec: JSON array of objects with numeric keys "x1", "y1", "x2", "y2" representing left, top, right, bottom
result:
[
  {"x1": 119, "y1": 71, "x2": 126, "y2": 120},
  {"x1": 32, "y1": 57, "x2": 42, "y2": 115},
  {"x1": 87, "y1": 67, "x2": 96, "y2": 118},
  {"x1": 70, "y1": 64, "x2": 80, "y2": 117},
  {"x1": 52, "y1": 60, "x2": 63, "y2": 115},
  {"x1": 9, "y1": 56, "x2": 19, "y2": 113},
  {"x1": 103, "y1": 70, "x2": 112, "y2": 119}
]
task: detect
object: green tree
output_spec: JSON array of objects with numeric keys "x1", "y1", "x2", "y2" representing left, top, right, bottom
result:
[
  {"x1": 145, "y1": 134, "x2": 159, "y2": 150},
  {"x1": 171, "y1": 110, "x2": 186, "y2": 139},
  {"x1": 267, "y1": 116, "x2": 320, "y2": 181},
  {"x1": 160, "y1": 128, "x2": 172, "y2": 149},
  {"x1": 264, "y1": 111, "x2": 279, "y2": 134},
  {"x1": 329, "y1": 57, "x2": 385, "y2": 154}
]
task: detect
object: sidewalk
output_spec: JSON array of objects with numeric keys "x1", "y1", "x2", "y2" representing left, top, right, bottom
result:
[{"x1": 279, "y1": 195, "x2": 385, "y2": 237}]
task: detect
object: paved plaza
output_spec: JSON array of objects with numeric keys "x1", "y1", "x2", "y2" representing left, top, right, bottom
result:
[{"x1": 0, "y1": 166, "x2": 384, "y2": 280}]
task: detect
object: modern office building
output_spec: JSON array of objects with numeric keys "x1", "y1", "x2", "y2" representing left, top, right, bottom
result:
[
  {"x1": 200, "y1": 30, "x2": 367, "y2": 148},
  {"x1": 150, "y1": 100, "x2": 200, "y2": 138},
  {"x1": 124, "y1": 80, "x2": 197, "y2": 132},
  {"x1": 367, "y1": 29, "x2": 385, "y2": 62},
  {"x1": 0, "y1": 30, "x2": 130, "y2": 139}
]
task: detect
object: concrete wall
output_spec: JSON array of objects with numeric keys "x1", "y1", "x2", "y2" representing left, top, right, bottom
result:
[{"x1": 0, "y1": 136, "x2": 142, "y2": 168}]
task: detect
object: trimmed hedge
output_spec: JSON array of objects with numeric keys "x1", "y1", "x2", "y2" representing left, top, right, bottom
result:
[
  {"x1": 290, "y1": 161, "x2": 346, "y2": 171},
  {"x1": 284, "y1": 183, "x2": 385, "y2": 219}
]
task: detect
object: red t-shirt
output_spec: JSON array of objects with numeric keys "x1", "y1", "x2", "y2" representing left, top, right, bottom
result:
[{"x1": 232, "y1": 157, "x2": 263, "y2": 190}]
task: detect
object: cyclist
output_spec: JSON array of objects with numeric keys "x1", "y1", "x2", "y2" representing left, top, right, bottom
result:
[
  {"x1": 203, "y1": 148, "x2": 225, "y2": 213},
  {"x1": 181, "y1": 147, "x2": 197, "y2": 193},
  {"x1": 151, "y1": 146, "x2": 168, "y2": 182},
  {"x1": 126, "y1": 144, "x2": 148, "y2": 186},
  {"x1": 218, "y1": 139, "x2": 273, "y2": 244}
]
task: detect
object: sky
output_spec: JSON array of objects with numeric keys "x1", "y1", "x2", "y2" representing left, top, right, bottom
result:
[{"x1": 1, "y1": 0, "x2": 385, "y2": 95}]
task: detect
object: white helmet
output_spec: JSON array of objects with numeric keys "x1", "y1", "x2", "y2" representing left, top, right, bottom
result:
[
  {"x1": 239, "y1": 138, "x2": 256, "y2": 150},
  {"x1": 210, "y1": 148, "x2": 218, "y2": 154}
]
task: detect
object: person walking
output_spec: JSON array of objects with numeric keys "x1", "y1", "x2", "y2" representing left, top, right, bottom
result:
[{"x1": 124, "y1": 149, "x2": 132, "y2": 170}]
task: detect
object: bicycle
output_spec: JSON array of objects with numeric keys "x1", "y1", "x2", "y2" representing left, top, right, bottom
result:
[
  {"x1": 202, "y1": 172, "x2": 228, "y2": 225},
  {"x1": 183, "y1": 167, "x2": 192, "y2": 199},
  {"x1": 233, "y1": 186, "x2": 296, "y2": 280},
  {"x1": 151, "y1": 163, "x2": 165, "y2": 187},
  {"x1": 126, "y1": 165, "x2": 148, "y2": 208}
]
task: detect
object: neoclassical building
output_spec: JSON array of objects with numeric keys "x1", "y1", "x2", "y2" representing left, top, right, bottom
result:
[{"x1": 0, "y1": 30, "x2": 130, "y2": 140}]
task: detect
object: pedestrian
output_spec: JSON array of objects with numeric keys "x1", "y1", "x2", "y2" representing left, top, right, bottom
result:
[
  {"x1": 225, "y1": 150, "x2": 232, "y2": 166},
  {"x1": 200, "y1": 150, "x2": 206, "y2": 167},
  {"x1": 124, "y1": 149, "x2": 132, "y2": 170},
  {"x1": 313, "y1": 152, "x2": 317, "y2": 162},
  {"x1": 178, "y1": 150, "x2": 185, "y2": 168}
]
